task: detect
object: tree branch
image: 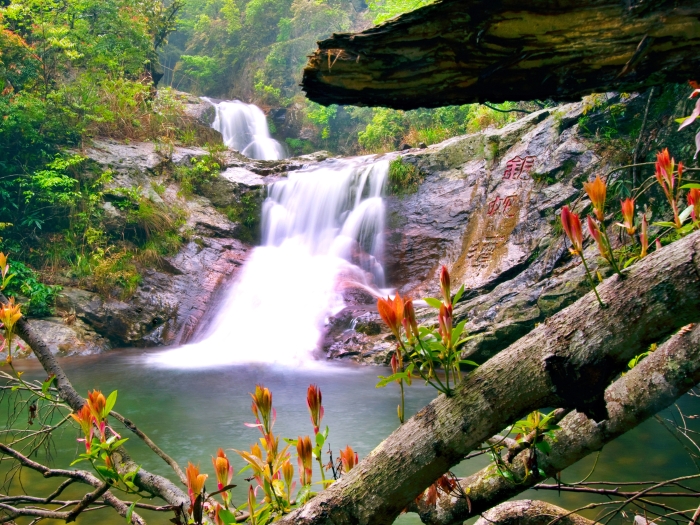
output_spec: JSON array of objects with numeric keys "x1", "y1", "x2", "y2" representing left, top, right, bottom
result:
[
  {"x1": 0, "y1": 292, "x2": 188, "y2": 511},
  {"x1": 474, "y1": 500, "x2": 594, "y2": 525},
  {"x1": 0, "y1": 443, "x2": 147, "y2": 524}
]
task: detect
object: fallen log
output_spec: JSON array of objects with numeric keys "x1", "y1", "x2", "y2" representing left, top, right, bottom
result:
[
  {"x1": 302, "y1": 0, "x2": 700, "y2": 109},
  {"x1": 412, "y1": 322, "x2": 700, "y2": 525}
]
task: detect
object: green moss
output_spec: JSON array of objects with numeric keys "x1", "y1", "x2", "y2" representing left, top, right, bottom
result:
[
  {"x1": 387, "y1": 158, "x2": 423, "y2": 197},
  {"x1": 222, "y1": 191, "x2": 264, "y2": 243}
]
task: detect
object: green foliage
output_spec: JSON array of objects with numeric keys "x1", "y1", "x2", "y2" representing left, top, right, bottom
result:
[
  {"x1": 387, "y1": 158, "x2": 423, "y2": 196},
  {"x1": 3, "y1": 260, "x2": 61, "y2": 317},
  {"x1": 224, "y1": 191, "x2": 262, "y2": 243},
  {"x1": 285, "y1": 138, "x2": 314, "y2": 156},
  {"x1": 175, "y1": 153, "x2": 221, "y2": 196},
  {"x1": 367, "y1": 0, "x2": 433, "y2": 24}
]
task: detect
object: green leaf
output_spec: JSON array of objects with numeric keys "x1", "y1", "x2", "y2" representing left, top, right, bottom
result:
[
  {"x1": 679, "y1": 204, "x2": 693, "y2": 224},
  {"x1": 453, "y1": 284, "x2": 465, "y2": 305},
  {"x1": 41, "y1": 374, "x2": 56, "y2": 394},
  {"x1": 95, "y1": 465, "x2": 119, "y2": 481},
  {"x1": 105, "y1": 390, "x2": 118, "y2": 415},
  {"x1": 126, "y1": 501, "x2": 136, "y2": 523},
  {"x1": 283, "y1": 437, "x2": 298, "y2": 446},
  {"x1": 424, "y1": 297, "x2": 443, "y2": 309},
  {"x1": 652, "y1": 221, "x2": 678, "y2": 228},
  {"x1": 315, "y1": 431, "x2": 325, "y2": 448},
  {"x1": 677, "y1": 223, "x2": 696, "y2": 235},
  {"x1": 458, "y1": 359, "x2": 479, "y2": 368},
  {"x1": 534, "y1": 440, "x2": 551, "y2": 454},
  {"x1": 623, "y1": 256, "x2": 638, "y2": 269},
  {"x1": 681, "y1": 183, "x2": 700, "y2": 189},
  {"x1": 451, "y1": 319, "x2": 467, "y2": 346},
  {"x1": 376, "y1": 372, "x2": 410, "y2": 388},
  {"x1": 217, "y1": 508, "x2": 239, "y2": 525}
]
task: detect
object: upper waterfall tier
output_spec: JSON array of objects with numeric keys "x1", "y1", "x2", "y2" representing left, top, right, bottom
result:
[{"x1": 204, "y1": 98, "x2": 286, "y2": 161}]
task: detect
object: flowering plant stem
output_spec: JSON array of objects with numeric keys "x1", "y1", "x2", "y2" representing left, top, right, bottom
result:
[{"x1": 579, "y1": 253, "x2": 606, "y2": 308}]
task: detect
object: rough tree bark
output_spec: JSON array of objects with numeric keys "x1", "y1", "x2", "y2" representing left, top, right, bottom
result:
[
  {"x1": 277, "y1": 229, "x2": 700, "y2": 525},
  {"x1": 474, "y1": 500, "x2": 594, "y2": 525},
  {"x1": 412, "y1": 321, "x2": 700, "y2": 525},
  {"x1": 301, "y1": 0, "x2": 700, "y2": 109}
]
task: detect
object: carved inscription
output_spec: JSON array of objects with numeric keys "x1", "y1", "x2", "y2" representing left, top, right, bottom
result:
[
  {"x1": 503, "y1": 155, "x2": 536, "y2": 180},
  {"x1": 487, "y1": 194, "x2": 518, "y2": 217},
  {"x1": 466, "y1": 235, "x2": 506, "y2": 270}
]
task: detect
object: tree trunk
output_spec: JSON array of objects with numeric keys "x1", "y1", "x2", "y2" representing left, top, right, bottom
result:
[
  {"x1": 301, "y1": 0, "x2": 700, "y2": 109},
  {"x1": 277, "y1": 229, "x2": 700, "y2": 525},
  {"x1": 412, "y1": 321, "x2": 700, "y2": 525}
]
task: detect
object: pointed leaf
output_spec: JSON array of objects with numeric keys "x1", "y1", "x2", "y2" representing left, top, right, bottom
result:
[
  {"x1": 105, "y1": 390, "x2": 118, "y2": 416},
  {"x1": 453, "y1": 284, "x2": 465, "y2": 305},
  {"x1": 424, "y1": 297, "x2": 443, "y2": 309}
]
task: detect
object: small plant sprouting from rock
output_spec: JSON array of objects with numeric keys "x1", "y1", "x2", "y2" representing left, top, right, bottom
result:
[{"x1": 387, "y1": 157, "x2": 423, "y2": 196}]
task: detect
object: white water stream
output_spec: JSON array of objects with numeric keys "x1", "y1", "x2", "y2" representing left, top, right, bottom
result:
[
  {"x1": 203, "y1": 98, "x2": 287, "y2": 160},
  {"x1": 150, "y1": 157, "x2": 389, "y2": 367}
]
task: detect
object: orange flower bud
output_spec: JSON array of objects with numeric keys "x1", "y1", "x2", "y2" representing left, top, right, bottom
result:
[
  {"x1": 70, "y1": 404, "x2": 94, "y2": 452},
  {"x1": 619, "y1": 198, "x2": 636, "y2": 235},
  {"x1": 185, "y1": 462, "x2": 208, "y2": 507},
  {"x1": 282, "y1": 460, "x2": 294, "y2": 489},
  {"x1": 212, "y1": 448, "x2": 233, "y2": 491},
  {"x1": 402, "y1": 298, "x2": 419, "y2": 342},
  {"x1": 560, "y1": 206, "x2": 583, "y2": 255},
  {"x1": 86, "y1": 390, "x2": 107, "y2": 424},
  {"x1": 438, "y1": 303, "x2": 453, "y2": 347},
  {"x1": 377, "y1": 294, "x2": 404, "y2": 340},
  {"x1": 586, "y1": 215, "x2": 607, "y2": 259},
  {"x1": 339, "y1": 445, "x2": 358, "y2": 473},
  {"x1": 296, "y1": 436, "x2": 312, "y2": 486},
  {"x1": 306, "y1": 384, "x2": 323, "y2": 435},
  {"x1": 583, "y1": 175, "x2": 607, "y2": 221},
  {"x1": 688, "y1": 188, "x2": 700, "y2": 222},
  {"x1": 0, "y1": 297, "x2": 22, "y2": 336},
  {"x1": 655, "y1": 148, "x2": 677, "y2": 200},
  {"x1": 249, "y1": 384, "x2": 274, "y2": 436}
]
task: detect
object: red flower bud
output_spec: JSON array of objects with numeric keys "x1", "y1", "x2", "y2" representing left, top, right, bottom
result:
[
  {"x1": 439, "y1": 266, "x2": 451, "y2": 305},
  {"x1": 306, "y1": 384, "x2": 324, "y2": 435}
]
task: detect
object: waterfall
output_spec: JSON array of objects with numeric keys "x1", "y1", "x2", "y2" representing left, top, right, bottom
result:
[
  {"x1": 149, "y1": 157, "x2": 389, "y2": 367},
  {"x1": 203, "y1": 98, "x2": 286, "y2": 161}
]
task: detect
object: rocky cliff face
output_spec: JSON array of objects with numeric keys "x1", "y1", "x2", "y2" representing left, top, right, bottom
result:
[{"x1": 326, "y1": 95, "x2": 645, "y2": 364}]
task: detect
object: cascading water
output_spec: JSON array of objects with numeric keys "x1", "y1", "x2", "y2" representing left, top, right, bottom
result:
[
  {"x1": 150, "y1": 157, "x2": 389, "y2": 367},
  {"x1": 203, "y1": 98, "x2": 286, "y2": 161}
]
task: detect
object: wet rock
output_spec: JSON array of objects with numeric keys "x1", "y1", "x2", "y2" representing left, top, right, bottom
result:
[
  {"x1": 8, "y1": 317, "x2": 110, "y2": 360},
  {"x1": 54, "y1": 234, "x2": 248, "y2": 348}
]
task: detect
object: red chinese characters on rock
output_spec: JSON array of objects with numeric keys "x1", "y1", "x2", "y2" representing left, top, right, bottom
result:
[
  {"x1": 487, "y1": 195, "x2": 518, "y2": 217},
  {"x1": 466, "y1": 235, "x2": 506, "y2": 270},
  {"x1": 503, "y1": 155, "x2": 536, "y2": 180}
]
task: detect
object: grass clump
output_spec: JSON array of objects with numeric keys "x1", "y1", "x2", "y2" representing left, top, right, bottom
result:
[{"x1": 387, "y1": 158, "x2": 423, "y2": 197}]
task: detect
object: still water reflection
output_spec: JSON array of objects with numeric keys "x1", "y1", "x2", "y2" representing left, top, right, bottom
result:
[{"x1": 6, "y1": 350, "x2": 699, "y2": 524}]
